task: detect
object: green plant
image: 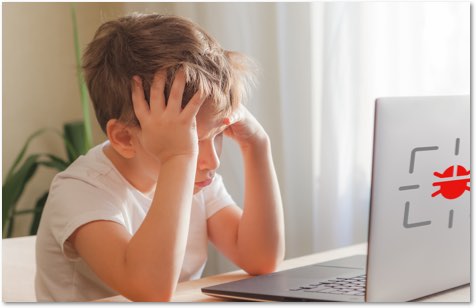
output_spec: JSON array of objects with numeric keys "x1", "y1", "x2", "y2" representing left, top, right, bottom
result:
[{"x1": 2, "y1": 5, "x2": 94, "y2": 238}]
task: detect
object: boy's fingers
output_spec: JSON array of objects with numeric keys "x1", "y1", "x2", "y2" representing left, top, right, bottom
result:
[
  {"x1": 131, "y1": 76, "x2": 149, "y2": 121},
  {"x1": 182, "y1": 91, "x2": 206, "y2": 120},
  {"x1": 223, "y1": 109, "x2": 243, "y2": 126},
  {"x1": 168, "y1": 69, "x2": 186, "y2": 113},
  {"x1": 149, "y1": 71, "x2": 166, "y2": 114}
]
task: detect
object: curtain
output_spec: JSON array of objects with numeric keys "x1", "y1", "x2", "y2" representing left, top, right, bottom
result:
[
  {"x1": 313, "y1": 1, "x2": 469, "y2": 254},
  {"x1": 169, "y1": 2, "x2": 470, "y2": 276}
]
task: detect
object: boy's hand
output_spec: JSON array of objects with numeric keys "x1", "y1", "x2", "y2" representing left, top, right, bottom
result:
[
  {"x1": 223, "y1": 104, "x2": 269, "y2": 149},
  {"x1": 132, "y1": 70, "x2": 205, "y2": 163}
]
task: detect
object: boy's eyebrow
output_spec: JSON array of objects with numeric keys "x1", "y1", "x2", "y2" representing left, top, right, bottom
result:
[
  {"x1": 217, "y1": 125, "x2": 228, "y2": 134},
  {"x1": 198, "y1": 125, "x2": 227, "y2": 141},
  {"x1": 216, "y1": 124, "x2": 229, "y2": 136}
]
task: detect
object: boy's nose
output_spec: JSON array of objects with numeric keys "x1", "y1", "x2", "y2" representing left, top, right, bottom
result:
[{"x1": 197, "y1": 140, "x2": 220, "y2": 171}]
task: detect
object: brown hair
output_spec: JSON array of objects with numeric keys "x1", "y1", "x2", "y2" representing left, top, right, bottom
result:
[{"x1": 82, "y1": 13, "x2": 255, "y2": 133}]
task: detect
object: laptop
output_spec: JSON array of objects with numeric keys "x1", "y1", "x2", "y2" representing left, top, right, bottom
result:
[{"x1": 202, "y1": 95, "x2": 471, "y2": 302}]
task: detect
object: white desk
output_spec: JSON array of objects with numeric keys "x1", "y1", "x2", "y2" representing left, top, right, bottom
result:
[
  {"x1": 97, "y1": 242, "x2": 470, "y2": 302},
  {"x1": 2, "y1": 236, "x2": 470, "y2": 302},
  {"x1": 2, "y1": 236, "x2": 37, "y2": 302}
]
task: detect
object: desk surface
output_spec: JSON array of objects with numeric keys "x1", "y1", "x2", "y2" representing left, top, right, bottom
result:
[
  {"x1": 96, "y1": 242, "x2": 470, "y2": 303},
  {"x1": 3, "y1": 236, "x2": 470, "y2": 302},
  {"x1": 2, "y1": 236, "x2": 37, "y2": 302}
]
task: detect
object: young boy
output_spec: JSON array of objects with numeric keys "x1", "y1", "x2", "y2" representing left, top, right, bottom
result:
[{"x1": 35, "y1": 13, "x2": 284, "y2": 302}]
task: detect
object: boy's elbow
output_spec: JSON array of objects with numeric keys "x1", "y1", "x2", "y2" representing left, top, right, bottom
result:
[
  {"x1": 243, "y1": 257, "x2": 283, "y2": 276},
  {"x1": 245, "y1": 266, "x2": 276, "y2": 276},
  {"x1": 124, "y1": 273, "x2": 175, "y2": 302},
  {"x1": 125, "y1": 286, "x2": 174, "y2": 302},
  {"x1": 133, "y1": 292, "x2": 173, "y2": 302},
  {"x1": 240, "y1": 245, "x2": 285, "y2": 276}
]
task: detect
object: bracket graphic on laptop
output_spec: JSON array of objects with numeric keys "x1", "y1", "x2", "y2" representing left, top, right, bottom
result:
[{"x1": 398, "y1": 138, "x2": 470, "y2": 229}]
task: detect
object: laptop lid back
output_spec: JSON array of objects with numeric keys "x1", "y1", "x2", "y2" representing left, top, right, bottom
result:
[{"x1": 366, "y1": 96, "x2": 470, "y2": 302}]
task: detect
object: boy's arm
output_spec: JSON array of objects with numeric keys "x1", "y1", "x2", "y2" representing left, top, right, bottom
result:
[
  {"x1": 69, "y1": 71, "x2": 205, "y2": 301},
  {"x1": 207, "y1": 105, "x2": 285, "y2": 275}
]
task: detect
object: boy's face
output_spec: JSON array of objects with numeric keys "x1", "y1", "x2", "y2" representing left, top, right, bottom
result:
[
  {"x1": 131, "y1": 100, "x2": 229, "y2": 195},
  {"x1": 193, "y1": 101, "x2": 229, "y2": 194}
]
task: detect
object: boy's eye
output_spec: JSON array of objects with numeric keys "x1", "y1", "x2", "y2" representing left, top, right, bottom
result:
[
  {"x1": 198, "y1": 132, "x2": 224, "y2": 144},
  {"x1": 215, "y1": 132, "x2": 224, "y2": 141},
  {"x1": 214, "y1": 132, "x2": 224, "y2": 150}
]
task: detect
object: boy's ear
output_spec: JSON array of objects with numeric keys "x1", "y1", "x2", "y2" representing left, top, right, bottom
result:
[{"x1": 106, "y1": 119, "x2": 136, "y2": 159}]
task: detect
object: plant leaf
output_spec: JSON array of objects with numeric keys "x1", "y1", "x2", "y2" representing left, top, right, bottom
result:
[
  {"x1": 12, "y1": 209, "x2": 37, "y2": 215},
  {"x1": 71, "y1": 4, "x2": 93, "y2": 150},
  {"x1": 30, "y1": 191, "x2": 48, "y2": 235},
  {"x1": 2, "y1": 154, "x2": 41, "y2": 236},
  {"x1": 38, "y1": 154, "x2": 70, "y2": 172},
  {"x1": 5, "y1": 215, "x2": 15, "y2": 238},
  {"x1": 5, "y1": 128, "x2": 49, "y2": 181},
  {"x1": 64, "y1": 121, "x2": 87, "y2": 162},
  {"x1": 57, "y1": 130, "x2": 79, "y2": 163}
]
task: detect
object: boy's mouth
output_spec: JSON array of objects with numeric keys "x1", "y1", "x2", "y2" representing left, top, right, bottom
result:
[{"x1": 195, "y1": 178, "x2": 213, "y2": 188}]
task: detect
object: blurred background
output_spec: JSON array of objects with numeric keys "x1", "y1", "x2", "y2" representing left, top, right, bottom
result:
[{"x1": 2, "y1": 2, "x2": 469, "y2": 276}]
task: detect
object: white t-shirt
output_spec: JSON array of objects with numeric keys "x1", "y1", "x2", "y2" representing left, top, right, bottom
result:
[{"x1": 34, "y1": 141, "x2": 235, "y2": 302}]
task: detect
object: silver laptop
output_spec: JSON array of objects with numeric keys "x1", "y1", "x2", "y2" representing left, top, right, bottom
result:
[{"x1": 202, "y1": 95, "x2": 470, "y2": 302}]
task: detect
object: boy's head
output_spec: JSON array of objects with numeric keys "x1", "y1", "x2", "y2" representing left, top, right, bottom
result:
[{"x1": 83, "y1": 13, "x2": 255, "y2": 133}]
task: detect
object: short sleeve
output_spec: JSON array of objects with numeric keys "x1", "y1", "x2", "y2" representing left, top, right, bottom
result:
[
  {"x1": 202, "y1": 174, "x2": 236, "y2": 219},
  {"x1": 45, "y1": 178, "x2": 125, "y2": 261}
]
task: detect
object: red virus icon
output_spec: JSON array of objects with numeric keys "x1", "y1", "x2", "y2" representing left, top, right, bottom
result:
[{"x1": 432, "y1": 165, "x2": 470, "y2": 199}]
